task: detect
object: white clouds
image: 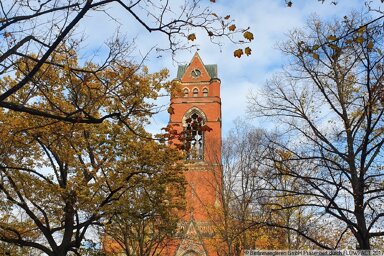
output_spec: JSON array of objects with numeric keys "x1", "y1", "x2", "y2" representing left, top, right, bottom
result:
[
  {"x1": 195, "y1": 0, "x2": 374, "y2": 134},
  {"x1": 74, "y1": 0, "x2": 377, "y2": 135},
  {"x1": 221, "y1": 80, "x2": 259, "y2": 134}
]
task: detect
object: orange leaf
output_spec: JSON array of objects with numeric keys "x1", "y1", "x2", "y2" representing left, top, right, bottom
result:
[
  {"x1": 357, "y1": 26, "x2": 366, "y2": 34},
  {"x1": 167, "y1": 106, "x2": 175, "y2": 115},
  {"x1": 367, "y1": 41, "x2": 374, "y2": 49},
  {"x1": 354, "y1": 37, "x2": 364, "y2": 44},
  {"x1": 245, "y1": 47, "x2": 252, "y2": 56},
  {"x1": 187, "y1": 33, "x2": 196, "y2": 41},
  {"x1": 243, "y1": 31, "x2": 254, "y2": 41},
  {"x1": 201, "y1": 125, "x2": 213, "y2": 132},
  {"x1": 234, "y1": 49, "x2": 243, "y2": 58},
  {"x1": 228, "y1": 24, "x2": 236, "y2": 31}
]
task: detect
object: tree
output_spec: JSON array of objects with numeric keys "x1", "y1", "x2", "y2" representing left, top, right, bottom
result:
[
  {"x1": 218, "y1": 120, "x2": 270, "y2": 254},
  {"x1": 0, "y1": 47, "x2": 174, "y2": 125},
  {"x1": 0, "y1": 241, "x2": 38, "y2": 255},
  {"x1": 101, "y1": 160, "x2": 185, "y2": 256},
  {"x1": 0, "y1": 0, "x2": 253, "y2": 123},
  {"x1": 259, "y1": 148, "x2": 353, "y2": 249},
  {"x1": 214, "y1": 120, "x2": 319, "y2": 254},
  {"x1": 0, "y1": 52, "x2": 184, "y2": 255},
  {"x1": 248, "y1": 12, "x2": 384, "y2": 249}
]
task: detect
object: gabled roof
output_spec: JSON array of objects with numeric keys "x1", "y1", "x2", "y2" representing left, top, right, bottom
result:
[
  {"x1": 177, "y1": 64, "x2": 218, "y2": 79},
  {"x1": 175, "y1": 220, "x2": 208, "y2": 256}
]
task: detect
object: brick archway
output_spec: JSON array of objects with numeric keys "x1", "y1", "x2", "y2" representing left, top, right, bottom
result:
[{"x1": 182, "y1": 107, "x2": 207, "y2": 126}]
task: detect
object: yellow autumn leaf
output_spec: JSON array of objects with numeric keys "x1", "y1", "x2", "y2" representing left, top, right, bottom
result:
[
  {"x1": 234, "y1": 49, "x2": 243, "y2": 58},
  {"x1": 345, "y1": 39, "x2": 353, "y2": 44},
  {"x1": 367, "y1": 41, "x2": 374, "y2": 49},
  {"x1": 329, "y1": 44, "x2": 339, "y2": 50},
  {"x1": 312, "y1": 44, "x2": 320, "y2": 50},
  {"x1": 328, "y1": 35, "x2": 337, "y2": 41},
  {"x1": 357, "y1": 26, "x2": 366, "y2": 34},
  {"x1": 245, "y1": 47, "x2": 252, "y2": 56},
  {"x1": 312, "y1": 53, "x2": 319, "y2": 60},
  {"x1": 228, "y1": 24, "x2": 236, "y2": 31},
  {"x1": 187, "y1": 33, "x2": 196, "y2": 41},
  {"x1": 354, "y1": 37, "x2": 364, "y2": 44},
  {"x1": 243, "y1": 31, "x2": 254, "y2": 41}
]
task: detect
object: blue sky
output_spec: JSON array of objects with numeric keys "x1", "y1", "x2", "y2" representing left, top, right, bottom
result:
[{"x1": 78, "y1": 0, "x2": 380, "y2": 136}]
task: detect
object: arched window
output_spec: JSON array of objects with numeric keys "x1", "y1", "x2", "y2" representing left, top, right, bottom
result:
[
  {"x1": 202, "y1": 88, "x2": 208, "y2": 97},
  {"x1": 183, "y1": 110, "x2": 206, "y2": 161},
  {"x1": 193, "y1": 88, "x2": 198, "y2": 97},
  {"x1": 183, "y1": 88, "x2": 189, "y2": 97}
]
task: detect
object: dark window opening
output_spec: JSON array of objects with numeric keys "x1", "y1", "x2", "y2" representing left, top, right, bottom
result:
[
  {"x1": 184, "y1": 113, "x2": 204, "y2": 160},
  {"x1": 203, "y1": 88, "x2": 208, "y2": 97}
]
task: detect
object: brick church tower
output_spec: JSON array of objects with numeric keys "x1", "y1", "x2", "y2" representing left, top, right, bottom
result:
[{"x1": 164, "y1": 53, "x2": 223, "y2": 256}]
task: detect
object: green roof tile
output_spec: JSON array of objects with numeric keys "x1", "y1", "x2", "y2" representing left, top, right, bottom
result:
[{"x1": 177, "y1": 64, "x2": 218, "y2": 79}]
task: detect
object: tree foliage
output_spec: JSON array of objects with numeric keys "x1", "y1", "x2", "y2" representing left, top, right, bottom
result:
[
  {"x1": 0, "y1": 48, "x2": 170, "y2": 125},
  {"x1": 249, "y1": 12, "x2": 384, "y2": 249},
  {"x1": 214, "y1": 120, "x2": 321, "y2": 254},
  {"x1": 0, "y1": 0, "x2": 253, "y2": 122},
  {"x1": 102, "y1": 160, "x2": 185, "y2": 256},
  {"x1": 0, "y1": 51, "x2": 184, "y2": 256}
]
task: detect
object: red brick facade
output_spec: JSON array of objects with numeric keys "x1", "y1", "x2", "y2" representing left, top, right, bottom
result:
[{"x1": 163, "y1": 53, "x2": 223, "y2": 256}]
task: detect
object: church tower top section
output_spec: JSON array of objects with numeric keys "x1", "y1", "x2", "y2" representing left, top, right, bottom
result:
[
  {"x1": 176, "y1": 52, "x2": 219, "y2": 83},
  {"x1": 172, "y1": 52, "x2": 221, "y2": 100}
]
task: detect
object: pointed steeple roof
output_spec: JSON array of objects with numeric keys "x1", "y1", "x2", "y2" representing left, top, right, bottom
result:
[{"x1": 177, "y1": 52, "x2": 217, "y2": 82}]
